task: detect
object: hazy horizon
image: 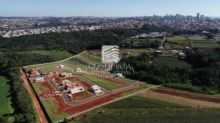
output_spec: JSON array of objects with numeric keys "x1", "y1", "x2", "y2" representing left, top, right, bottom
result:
[{"x1": 0, "y1": 0, "x2": 220, "y2": 17}]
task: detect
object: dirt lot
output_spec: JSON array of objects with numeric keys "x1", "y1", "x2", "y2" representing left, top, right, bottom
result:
[
  {"x1": 138, "y1": 87, "x2": 220, "y2": 108},
  {"x1": 47, "y1": 88, "x2": 133, "y2": 115},
  {"x1": 154, "y1": 87, "x2": 220, "y2": 103}
]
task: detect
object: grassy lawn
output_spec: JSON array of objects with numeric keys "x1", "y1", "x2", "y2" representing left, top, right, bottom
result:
[
  {"x1": 192, "y1": 41, "x2": 220, "y2": 48},
  {"x1": 120, "y1": 77, "x2": 137, "y2": 83},
  {"x1": 32, "y1": 83, "x2": 49, "y2": 95},
  {"x1": 80, "y1": 51, "x2": 101, "y2": 63},
  {"x1": 167, "y1": 36, "x2": 186, "y2": 44},
  {"x1": 122, "y1": 49, "x2": 154, "y2": 57},
  {"x1": 41, "y1": 98, "x2": 68, "y2": 122},
  {"x1": 72, "y1": 96, "x2": 220, "y2": 123},
  {"x1": 18, "y1": 50, "x2": 72, "y2": 61},
  {"x1": 74, "y1": 91, "x2": 93, "y2": 101},
  {"x1": 153, "y1": 56, "x2": 192, "y2": 68},
  {"x1": 164, "y1": 83, "x2": 219, "y2": 95},
  {"x1": 73, "y1": 108, "x2": 220, "y2": 123},
  {"x1": 71, "y1": 96, "x2": 220, "y2": 123},
  {"x1": 104, "y1": 96, "x2": 185, "y2": 109},
  {"x1": 0, "y1": 76, "x2": 13, "y2": 115},
  {"x1": 24, "y1": 61, "x2": 73, "y2": 72},
  {"x1": 76, "y1": 73, "x2": 120, "y2": 90},
  {"x1": 188, "y1": 35, "x2": 206, "y2": 41},
  {"x1": 67, "y1": 51, "x2": 101, "y2": 65}
]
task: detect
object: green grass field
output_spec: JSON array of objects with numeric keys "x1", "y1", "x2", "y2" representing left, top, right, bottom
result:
[
  {"x1": 41, "y1": 98, "x2": 68, "y2": 122},
  {"x1": 76, "y1": 73, "x2": 120, "y2": 90},
  {"x1": 32, "y1": 83, "x2": 49, "y2": 95},
  {"x1": 188, "y1": 35, "x2": 207, "y2": 41},
  {"x1": 72, "y1": 96, "x2": 220, "y2": 123},
  {"x1": 0, "y1": 76, "x2": 13, "y2": 115},
  {"x1": 119, "y1": 77, "x2": 137, "y2": 83},
  {"x1": 121, "y1": 48, "x2": 154, "y2": 57},
  {"x1": 192, "y1": 41, "x2": 220, "y2": 48},
  {"x1": 18, "y1": 50, "x2": 72, "y2": 61},
  {"x1": 103, "y1": 96, "x2": 185, "y2": 109},
  {"x1": 153, "y1": 56, "x2": 192, "y2": 68},
  {"x1": 80, "y1": 51, "x2": 101, "y2": 63},
  {"x1": 167, "y1": 36, "x2": 187, "y2": 44}
]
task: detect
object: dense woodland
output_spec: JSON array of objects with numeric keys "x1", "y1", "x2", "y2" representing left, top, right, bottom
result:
[
  {"x1": 0, "y1": 25, "x2": 219, "y2": 122},
  {"x1": 113, "y1": 49, "x2": 220, "y2": 94},
  {"x1": 0, "y1": 25, "x2": 174, "y2": 122},
  {"x1": 0, "y1": 54, "x2": 36, "y2": 123},
  {"x1": 0, "y1": 24, "x2": 175, "y2": 53}
]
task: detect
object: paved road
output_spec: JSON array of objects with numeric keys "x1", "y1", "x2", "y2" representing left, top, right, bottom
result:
[
  {"x1": 20, "y1": 68, "x2": 48, "y2": 123},
  {"x1": 56, "y1": 85, "x2": 161, "y2": 123},
  {"x1": 160, "y1": 35, "x2": 167, "y2": 47}
]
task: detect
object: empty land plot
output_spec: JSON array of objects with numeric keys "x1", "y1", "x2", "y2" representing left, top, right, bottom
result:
[
  {"x1": 192, "y1": 41, "x2": 220, "y2": 48},
  {"x1": 41, "y1": 98, "x2": 68, "y2": 122},
  {"x1": 80, "y1": 51, "x2": 101, "y2": 63},
  {"x1": 138, "y1": 91, "x2": 220, "y2": 108},
  {"x1": 103, "y1": 96, "x2": 185, "y2": 109},
  {"x1": 74, "y1": 108, "x2": 220, "y2": 123},
  {"x1": 153, "y1": 56, "x2": 192, "y2": 68},
  {"x1": 18, "y1": 50, "x2": 72, "y2": 61},
  {"x1": 188, "y1": 35, "x2": 207, "y2": 41},
  {"x1": 32, "y1": 83, "x2": 49, "y2": 95},
  {"x1": 0, "y1": 76, "x2": 13, "y2": 115},
  {"x1": 72, "y1": 95, "x2": 220, "y2": 123},
  {"x1": 167, "y1": 36, "x2": 187, "y2": 44},
  {"x1": 76, "y1": 73, "x2": 120, "y2": 90}
]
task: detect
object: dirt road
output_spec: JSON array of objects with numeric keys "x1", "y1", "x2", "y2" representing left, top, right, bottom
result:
[
  {"x1": 20, "y1": 68, "x2": 48, "y2": 123},
  {"x1": 154, "y1": 86, "x2": 220, "y2": 103},
  {"x1": 138, "y1": 87, "x2": 220, "y2": 108}
]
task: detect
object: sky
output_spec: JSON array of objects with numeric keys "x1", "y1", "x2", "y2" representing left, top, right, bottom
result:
[{"x1": 0, "y1": 0, "x2": 220, "y2": 17}]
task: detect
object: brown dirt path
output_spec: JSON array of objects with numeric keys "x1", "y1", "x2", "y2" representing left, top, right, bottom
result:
[
  {"x1": 20, "y1": 68, "x2": 48, "y2": 123},
  {"x1": 138, "y1": 89, "x2": 220, "y2": 108},
  {"x1": 154, "y1": 86, "x2": 220, "y2": 103}
]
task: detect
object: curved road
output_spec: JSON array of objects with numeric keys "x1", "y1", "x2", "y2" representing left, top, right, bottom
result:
[{"x1": 20, "y1": 68, "x2": 48, "y2": 123}]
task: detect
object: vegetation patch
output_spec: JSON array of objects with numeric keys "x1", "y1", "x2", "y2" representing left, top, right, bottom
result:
[
  {"x1": 32, "y1": 83, "x2": 49, "y2": 95},
  {"x1": 76, "y1": 73, "x2": 120, "y2": 90},
  {"x1": 74, "y1": 108, "x2": 220, "y2": 123},
  {"x1": 104, "y1": 96, "x2": 184, "y2": 109},
  {"x1": 41, "y1": 98, "x2": 68, "y2": 122},
  {"x1": 153, "y1": 57, "x2": 192, "y2": 68},
  {"x1": 0, "y1": 76, "x2": 13, "y2": 115},
  {"x1": 18, "y1": 50, "x2": 72, "y2": 60},
  {"x1": 192, "y1": 41, "x2": 220, "y2": 48},
  {"x1": 167, "y1": 36, "x2": 187, "y2": 44},
  {"x1": 164, "y1": 83, "x2": 218, "y2": 95}
]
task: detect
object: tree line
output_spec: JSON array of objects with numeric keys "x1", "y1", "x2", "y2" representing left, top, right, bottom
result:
[
  {"x1": 0, "y1": 54, "x2": 37, "y2": 123},
  {"x1": 113, "y1": 49, "x2": 220, "y2": 94},
  {"x1": 0, "y1": 24, "x2": 175, "y2": 53}
]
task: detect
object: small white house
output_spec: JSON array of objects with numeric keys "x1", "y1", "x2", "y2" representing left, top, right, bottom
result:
[
  {"x1": 155, "y1": 50, "x2": 163, "y2": 55},
  {"x1": 158, "y1": 46, "x2": 164, "y2": 50},
  {"x1": 91, "y1": 85, "x2": 101, "y2": 91},
  {"x1": 178, "y1": 52, "x2": 186, "y2": 59},
  {"x1": 60, "y1": 72, "x2": 73, "y2": 78},
  {"x1": 62, "y1": 80, "x2": 70, "y2": 85},
  {"x1": 35, "y1": 77, "x2": 45, "y2": 82},
  {"x1": 171, "y1": 50, "x2": 179, "y2": 55},
  {"x1": 59, "y1": 64, "x2": 65, "y2": 69},
  {"x1": 70, "y1": 87, "x2": 85, "y2": 94},
  {"x1": 75, "y1": 68, "x2": 82, "y2": 72},
  {"x1": 91, "y1": 85, "x2": 104, "y2": 96},
  {"x1": 114, "y1": 73, "x2": 123, "y2": 78}
]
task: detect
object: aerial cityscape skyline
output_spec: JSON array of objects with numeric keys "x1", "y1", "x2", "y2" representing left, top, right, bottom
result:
[{"x1": 1, "y1": 0, "x2": 220, "y2": 17}]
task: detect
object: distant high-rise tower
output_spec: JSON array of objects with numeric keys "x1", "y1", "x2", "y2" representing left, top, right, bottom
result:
[{"x1": 197, "y1": 13, "x2": 200, "y2": 20}]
